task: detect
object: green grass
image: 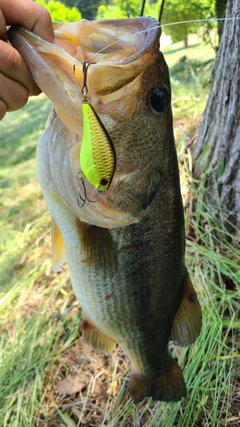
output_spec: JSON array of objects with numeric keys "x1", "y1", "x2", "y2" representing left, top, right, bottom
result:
[
  {"x1": 162, "y1": 34, "x2": 215, "y2": 123},
  {"x1": 0, "y1": 38, "x2": 239, "y2": 427}
]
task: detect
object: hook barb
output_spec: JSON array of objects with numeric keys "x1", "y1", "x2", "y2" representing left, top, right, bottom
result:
[{"x1": 76, "y1": 172, "x2": 100, "y2": 208}]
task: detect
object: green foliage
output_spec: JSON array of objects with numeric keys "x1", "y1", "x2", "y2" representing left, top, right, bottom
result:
[
  {"x1": 62, "y1": 0, "x2": 102, "y2": 20},
  {"x1": 97, "y1": 0, "x2": 217, "y2": 44},
  {"x1": 117, "y1": 0, "x2": 142, "y2": 17},
  {"x1": 98, "y1": 4, "x2": 125, "y2": 19},
  {"x1": 36, "y1": 0, "x2": 81, "y2": 21},
  {"x1": 157, "y1": 0, "x2": 215, "y2": 44},
  {"x1": 97, "y1": 0, "x2": 152, "y2": 19},
  {"x1": 76, "y1": 0, "x2": 102, "y2": 20}
]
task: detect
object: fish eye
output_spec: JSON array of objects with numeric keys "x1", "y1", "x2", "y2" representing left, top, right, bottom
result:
[{"x1": 149, "y1": 85, "x2": 170, "y2": 115}]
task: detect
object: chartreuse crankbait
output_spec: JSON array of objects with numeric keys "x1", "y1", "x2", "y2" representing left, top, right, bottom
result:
[
  {"x1": 74, "y1": 61, "x2": 116, "y2": 193},
  {"x1": 81, "y1": 101, "x2": 116, "y2": 192}
]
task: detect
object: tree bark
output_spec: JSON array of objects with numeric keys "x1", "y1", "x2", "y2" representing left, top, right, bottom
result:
[
  {"x1": 216, "y1": 0, "x2": 227, "y2": 42},
  {"x1": 191, "y1": 0, "x2": 240, "y2": 233}
]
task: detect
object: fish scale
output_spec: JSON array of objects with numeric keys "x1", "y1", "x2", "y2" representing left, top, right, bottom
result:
[{"x1": 9, "y1": 16, "x2": 202, "y2": 404}]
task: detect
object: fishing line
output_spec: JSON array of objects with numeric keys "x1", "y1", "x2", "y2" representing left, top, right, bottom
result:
[{"x1": 85, "y1": 17, "x2": 239, "y2": 63}]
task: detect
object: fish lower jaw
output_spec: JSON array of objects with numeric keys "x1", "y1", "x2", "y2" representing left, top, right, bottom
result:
[{"x1": 76, "y1": 202, "x2": 140, "y2": 229}]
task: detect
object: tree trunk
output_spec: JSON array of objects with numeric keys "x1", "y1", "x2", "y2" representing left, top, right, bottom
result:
[
  {"x1": 183, "y1": 35, "x2": 188, "y2": 48},
  {"x1": 74, "y1": 0, "x2": 101, "y2": 20},
  {"x1": 191, "y1": 0, "x2": 240, "y2": 233},
  {"x1": 216, "y1": 0, "x2": 227, "y2": 42}
]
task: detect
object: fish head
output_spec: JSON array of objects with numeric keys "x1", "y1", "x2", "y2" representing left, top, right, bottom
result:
[{"x1": 9, "y1": 18, "x2": 175, "y2": 228}]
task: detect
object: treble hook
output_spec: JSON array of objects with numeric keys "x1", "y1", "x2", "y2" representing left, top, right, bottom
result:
[
  {"x1": 76, "y1": 172, "x2": 100, "y2": 208},
  {"x1": 81, "y1": 60, "x2": 96, "y2": 100}
]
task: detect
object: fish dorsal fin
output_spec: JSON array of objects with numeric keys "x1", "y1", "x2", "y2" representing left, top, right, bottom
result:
[
  {"x1": 77, "y1": 219, "x2": 117, "y2": 278},
  {"x1": 171, "y1": 272, "x2": 202, "y2": 347},
  {"x1": 52, "y1": 218, "x2": 67, "y2": 273},
  {"x1": 129, "y1": 357, "x2": 186, "y2": 403},
  {"x1": 82, "y1": 313, "x2": 115, "y2": 353}
]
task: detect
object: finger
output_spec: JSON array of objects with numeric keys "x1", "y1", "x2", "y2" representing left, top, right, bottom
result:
[
  {"x1": 0, "y1": 99, "x2": 7, "y2": 120},
  {"x1": 0, "y1": 72, "x2": 40, "y2": 112},
  {"x1": 0, "y1": 0, "x2": 54, "y2": 41},
  {"x1": 0, "y1": 40, "x2": 40, "y2": 95},
  {"x1": 0, "y1": 8, "x2": 7, "y2": 38}
]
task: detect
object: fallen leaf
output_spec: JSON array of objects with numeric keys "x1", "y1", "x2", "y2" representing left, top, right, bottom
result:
[
  {"x1": 56, "y1": 375, "x2": 86, "y2": 396},
  {"x1": 71, "y1": 406, "x2": 82, "y2": 420},
  {"x1": 91, "y1": 383, "x2": 107, "y2": 400},
  {"x1": 226, "y1": 416, "x2": 240, "y2": 422}
]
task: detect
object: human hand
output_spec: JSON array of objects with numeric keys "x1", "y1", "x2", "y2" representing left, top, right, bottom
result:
[{"x1": 0, "y1": 0, "x2": 54, "y2": 120}]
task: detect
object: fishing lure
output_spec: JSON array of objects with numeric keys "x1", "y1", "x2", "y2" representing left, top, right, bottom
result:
[{"x1": 75, "y1": 61, "x2": 116, "y2": 193}]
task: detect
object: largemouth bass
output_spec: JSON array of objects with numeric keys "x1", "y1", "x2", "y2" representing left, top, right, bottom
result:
[{"x1": 9, "y1": 17, "x2": 201, "y2": 403}]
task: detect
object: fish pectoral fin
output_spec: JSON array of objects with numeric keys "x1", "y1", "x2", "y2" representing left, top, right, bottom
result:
[
  {"x1": 77, "y1": 219, "x2": 117, "y2": 278},
  {"x1": 82, "y1": 314, "x2": 115, "y2": 353},
  {"x1": 52, "y1": 218, "x2": 67, "y2": 273},
  {"x1": 171, "y1": 272, "x2": 202, "y2": 347},
  {"x1": 128, "y1": 358, "x2": 186, "y2": 404}
]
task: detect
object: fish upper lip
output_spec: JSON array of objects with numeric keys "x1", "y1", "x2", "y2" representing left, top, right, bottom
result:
[
  {"x1": 9, "y1": 16, "x2": 161, "y2": 66},
  {"x1": 8, "y1": 25, "x2": 73, "y2": 58},
  {"x1": 8, "y1": 18, "x2": 163, "y2": 139},
  {"x1": 8, "y1": 20, "x2": 161, "y2": 104},
  {"x1": 8, "y1": 25, "x2": 47, "y2": 45}
]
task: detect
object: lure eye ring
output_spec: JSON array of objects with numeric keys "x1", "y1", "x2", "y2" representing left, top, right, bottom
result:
[
  {"x1": 99, "y1": 178, "x2": 109, "y2": 187},
  {"x1": 149, "y1": 85, "x2": 170, "y2": 115}
]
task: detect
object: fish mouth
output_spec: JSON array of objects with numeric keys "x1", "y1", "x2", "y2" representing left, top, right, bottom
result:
[
  {"x1": 8, "y1": 17, "x2": 161, "y2": 96},
  {"x1": 51, "y1": 17, "x2": 161, "y2": 65},
  {"x1": 8, "y1": 19, "x2": 164, "y2": 228},
  {"x1": 8, "y1": 18, "x2": 161, "y2": 114},
  {"x1": 8, "y1": 17, "x2": 161, "y2": 73}
]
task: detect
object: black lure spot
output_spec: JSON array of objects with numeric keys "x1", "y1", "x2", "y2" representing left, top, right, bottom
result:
[
  {"x1": 100, "y1": 178, "x2": 109, "y2": 187},
  {"x1": 149, "y1": 85, "x2": 170, "y2": 115}
]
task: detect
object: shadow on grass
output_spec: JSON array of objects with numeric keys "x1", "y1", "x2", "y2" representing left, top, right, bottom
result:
[
  {"x1": 164, "y1": 42, "x2": 201, "y2": 55},
  {"x1": 170, "y1": 56, "x2": 214, "y2": 86}
]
